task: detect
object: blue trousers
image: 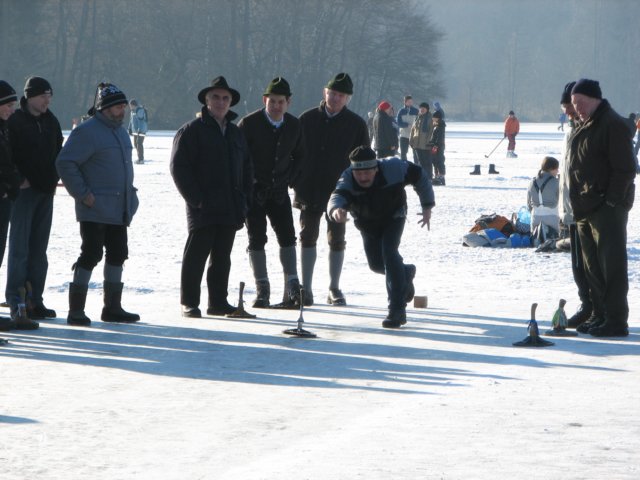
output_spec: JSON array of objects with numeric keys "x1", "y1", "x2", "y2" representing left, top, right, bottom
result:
[
  {"x1": 5, "y1": 188, "x2": 53, "y2": 307},
  {"x1": 359, "y1": 217, "x2": 408, "y2": 312}
]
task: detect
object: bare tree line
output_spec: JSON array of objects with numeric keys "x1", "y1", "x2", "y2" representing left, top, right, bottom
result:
[{"x1": 1, "y1": 0, "x2": 443, "y2": 129}]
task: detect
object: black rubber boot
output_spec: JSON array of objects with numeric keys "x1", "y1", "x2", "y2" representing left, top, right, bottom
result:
[
  {"x1": 469, "y1": 164, "x2": 481, "y2": 175},
  {"x1": 101, "y1": 282, "x2": 140, "y2": 323},
  {"x1": 67, "y1": 283, "x2": 92, "y2": 326},
  {"x1": 488, "y1": 164, "x2": 500, "y2": 174},
  {"x1": 252, "y1": 280, "x2": 270, "y2": 308}
]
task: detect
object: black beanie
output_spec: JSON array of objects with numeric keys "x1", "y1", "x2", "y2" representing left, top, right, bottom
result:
[
  {"x1": 326, "y1": 73, "x2": 353, "y2": 95},
  {"x1": 571, "y1": 78, "x2": 602, "y2": 99},
  {"x1": 94, "y1": 83, "x2": 128, "y2": 112},
  {"x1": 560, "y1": 81, "x2": 576, "y2": 104},
  {"x1": 0, "y1": 80, "x2": 17, "y2": 106},
  {"x1": 349, "y1": 146, "x2": 378, "y2": 170},
  {"x1": 24, "y1": 76, "x2": 52, "y2": 98}
]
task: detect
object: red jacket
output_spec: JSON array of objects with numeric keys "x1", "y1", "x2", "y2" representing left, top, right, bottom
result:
[{"x1": 504, "y1": 115, "x2": 520, "y2": 136}]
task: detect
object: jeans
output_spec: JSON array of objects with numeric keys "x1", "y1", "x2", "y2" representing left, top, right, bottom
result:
[
  {"x1": 359, "y1": 217, "x2": 407, "y2": 312},
  {"x1": 132, "y1": 134, "x2": 145, "y2": 161},
  {"x1": 5, "y1": 188, "x2": 53, "y2": 307}
]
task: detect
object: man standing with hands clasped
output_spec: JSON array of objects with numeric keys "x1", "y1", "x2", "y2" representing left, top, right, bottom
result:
[
  {"x1": 568, "y1": 79, "x2": 636, "y2": 337},
  {"x1": 293, "y1": 73, "x2": 369, "y2": 307},
  {"x1": 327, "y1": 146, "x2": 434, "y2": 328}
]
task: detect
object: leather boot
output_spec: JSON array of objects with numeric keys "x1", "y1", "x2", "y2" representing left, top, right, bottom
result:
[
  {"x1": 67, "y1": 283, "x2": 92, "y2": 326},
  {"x1": 101, "y1": 281, "x2": 140, "y2": 323},
  {"x1": 253, "y1": 280, "x2": 270, "y2": 308}
]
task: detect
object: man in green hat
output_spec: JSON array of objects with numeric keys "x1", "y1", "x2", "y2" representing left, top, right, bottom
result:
[
  {"x1": 238, "y1": 77, "x2": 305, "y2": 308},
  {"x1": 292, "y1": 73, "x2": 370, "y2": 306}
]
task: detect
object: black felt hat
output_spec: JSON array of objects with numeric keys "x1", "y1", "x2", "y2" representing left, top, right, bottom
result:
[
  {"x1": 325, "y1": 73, "x2": 353, "y2": 95},
  {"x1": 198, "y1": 76, "x2": 240, "y2": 106},
  {"x1": 263, "y1": 77, "x2": 292, "y2": 97}
]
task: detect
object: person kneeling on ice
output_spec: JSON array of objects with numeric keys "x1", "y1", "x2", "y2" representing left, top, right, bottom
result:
[
  {"x1": 527, "y1": 156, "x2": 560, "y2": 245},
  {"x1": 327, "y1": 146, "x2": 434, "y2": 328},
  {"x1": 56, "y1": 83, "x2": 140, "y2": 326}
]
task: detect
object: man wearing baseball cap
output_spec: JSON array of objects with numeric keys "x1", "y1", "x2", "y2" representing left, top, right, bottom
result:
[{"x1": 568, "y1": 78, "x2": 636, "y2": 337}]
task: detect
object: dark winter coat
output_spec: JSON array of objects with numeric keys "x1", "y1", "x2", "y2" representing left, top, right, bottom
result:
[
  {"x1": 293, "y1": 101, "x2": 369, "y2": 212},
  {"x1": 8, "y1": 97, "x2": 62, "y2": 195},
  {"x1": 327, "y1": 157, "x2": 435, "y2": 232},
  {"x1": 373, "y1": 110, "x2": 398, "y2": 154},
  {"x1": 409, "y1": 112, "x2": 432, "y2": 151},
  {"x1": 170, "y1": 107, "x2": 253, "y2": 232},
  {"x1": 0, "y1": 120, "x2": 20, "y2": 200},
  {"x1": 237, "y1": 109, "x2": 304, "y2": 197},
  {"x1": 56, "y1": 112, "x2": 139, "y2": 226},
  {"x1": 427, "y1": 120, "x2": 446, "y2": 150},
  {"x1": 568, "y1": 99, "x2": 636, "y2": 220}
]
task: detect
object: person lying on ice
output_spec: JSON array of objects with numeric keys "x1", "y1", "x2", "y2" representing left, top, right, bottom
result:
[{"x1": 327, "y1": 145, "x2": 434, "y2": 328}]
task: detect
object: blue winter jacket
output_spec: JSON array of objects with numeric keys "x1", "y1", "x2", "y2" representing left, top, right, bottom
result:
[
  {"x1": 129, "y1": 106, "x2": 148, "y2": 135},
  {"x1": 56, "y1": 112, "x2": 139, "y2": 226},
  {"x1": 327, "y1": 157, "x2": 435, "y2": 232}
]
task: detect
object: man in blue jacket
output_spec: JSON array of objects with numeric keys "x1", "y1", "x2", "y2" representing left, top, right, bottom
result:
[
  {"x1": 170, "y1": 76, "x2": 253, "y2": 318},
  {"x1": 57, "y1": 83, "x2": 140, "y2": 326},
  {"x1": 128, "y1": 99, "x2": 148, "y2": 164},
  {"x1": 396, "y1": 95, "x2": 418, "y2": 161},
  {"x1": 327, "y1": 146, "x2": 434, "y2": 328}
]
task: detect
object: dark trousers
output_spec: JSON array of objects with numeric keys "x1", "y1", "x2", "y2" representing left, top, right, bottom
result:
[
  {"x1": 5, "y1": 188, "x2": 53, "y2": 307},
  {"x1": 246, "y1": 192, "x2": 296, "y2": 251},
  {"x1": 399, "y1": 137, "x2": 410, "y2": 160},
  {"x1": 432, "y1": 150, "x2": 446, "y2": 177},
  {"x1": 0, "y1": 197, "x2": 11, "y2": 268},
  {"x1": 181, "y1": 224, "x2": 236, "y2": 308},
  {"x1": 299, "y1": 209, "x2": 346, "y2": 251},
  {"x1": 76, "y1": 221, "x2": 129, "y2": 270},
  {"x1": 507, "y1": 134, "x2": 516, "y2": 151},
  {"x1": 576, "y1": 204, "x2": 629, "y2": 325},
  {"x1": 569, "y1": 223, "x2": 592, "y2": 309},
  {"x1": 132, "y1": 134, "x2": 145, "y2": 161},
  {"x1": 415, "y1": 149, "x2": 433, "y2": 178},
  {"x1": 360, "y1": 217, "x2": 408, "y2": 312}
]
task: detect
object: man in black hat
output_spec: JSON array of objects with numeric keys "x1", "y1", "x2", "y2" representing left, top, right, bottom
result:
[
  {"x1": 5, "y1": 76, "x2": 62, "y2": 327},
  {"x1": 292, "y1": 73, "x2": 370, "y2": 306},
  {"x1": 568, "y1": 78, "x2": 636, "y2": 337},
  {"x1": 238, "y1": 77, "x2": 304, "y2": 308},
  {"x1": 170, "y1": 76, "x2": 253, "y2": 318},
  {"x1": 327, "y1": 146, "x2": 434, "y2": 328},
  {"x1": 57, "y1": 82, "x2": 140, "y2": 326}
]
